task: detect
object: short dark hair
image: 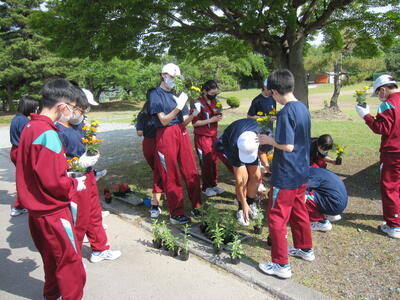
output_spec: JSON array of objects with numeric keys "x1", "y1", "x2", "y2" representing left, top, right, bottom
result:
[
  {"x1": 380, "y1": 83, "x2": 398, "y2": 92},
  {"x1": 317, "y1": 134, "x2": 333, "y2": 150},
  {"x1": 202, "y1": 80, "x2": 218, "y2": 92},
  {"x1": 69, "y1": 81, "x2": 89, "y2": 110},
  {"x1": 267, "y1": 69, "x2": 295, "y2": 95},
  {"x1": 41, "y1": 79, "x2": 80, "y2": 108},
  {"x1": 17, "y1": 96, "x2": 39, "y2": 117}
]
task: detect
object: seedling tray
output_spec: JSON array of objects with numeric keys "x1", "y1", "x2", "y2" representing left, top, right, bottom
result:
[{"x1": 113, "y1": 192, "x2": 143, "y2": 206}]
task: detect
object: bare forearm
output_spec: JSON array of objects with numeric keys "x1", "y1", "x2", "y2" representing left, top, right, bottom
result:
[{"x1": 157, "y1": 109, "x2": 180, "y2": 126}]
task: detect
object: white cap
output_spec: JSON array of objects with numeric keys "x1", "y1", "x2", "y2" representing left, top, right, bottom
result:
[
  {"x1": 263, "y1": 78, "x2": 268, "y2": 87},
  {"x1": 372, "y1": 74, "x2": 397, "y2": 96},
  {"x1": 82, "y1": 88, "x2": 98, "y2": 106},
  {"x1": 161, "y1": 63, "x2": 181, "y2": 77},
  {"x1": 237, "y1": 131, "x2": 259, "y2": 164}
]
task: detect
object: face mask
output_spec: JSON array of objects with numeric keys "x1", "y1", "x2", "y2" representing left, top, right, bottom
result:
[
  {"x1": 164, "y1": 77, "x2": 175, "y2": 89},
  {"x1": 318, "y1": 147, "x2": 328, "y2": 156},
  {"x1": 379, "y1": 97, "x2": 387, "y2": 102},
  {"x1": 58, "y1": 104, "x2": 72, "y2": 123},
  {"x1": 206, "y1": 94, "x2": 216, "y2": 101},
  {"x1": 69, "y1": 113, "x2": 84, "y2": 125}
]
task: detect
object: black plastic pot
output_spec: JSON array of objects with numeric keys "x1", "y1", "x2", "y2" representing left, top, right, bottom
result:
[
  {"x1": 253, "y1": 225, "x2": 262, "y2": 234},
  {"x1": 152, "y1": 239, "x2": 162, "y2": 249},
  {"x1": 178, "y1": 249, "x2": 189, "y2": 261},
  {"x1": 336, "y1": 157, "x2": 342, "y2": 165},
  {"x1": 213, "y1": 244, "x2": 223, "y2": 255},
  {"x1": 230, "y1": 256, "x2": 240, "y2": 264},
  {"x1": 169, "y1": 247, "x2": 178, "y2": 257},
  {"x1": 200, "y1": 222, "x2": 208, "y2": 234}
]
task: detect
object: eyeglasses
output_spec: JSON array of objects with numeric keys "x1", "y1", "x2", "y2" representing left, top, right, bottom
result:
[{"x1": 65, "y1": 103, "x2": 85, "y2": 114}]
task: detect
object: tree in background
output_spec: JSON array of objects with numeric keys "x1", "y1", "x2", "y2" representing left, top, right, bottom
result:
[
  {"x1": 385, "y1": 43, "x2": 400, "y2": 79},
  {"x1": 30, "y1": 0, "x2": 400, "y2": 107}
]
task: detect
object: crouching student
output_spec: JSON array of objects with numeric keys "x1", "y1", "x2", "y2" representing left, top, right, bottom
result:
[
  {"x1": 310, "y1": 134, "x2": 339, "y2": 168},
  {"x1": 258, "y1": 69, "x2": 313, "y2": 279},
  {"x1": 9, "y1": 96, "x2": 39, "y2": 216},
  {"x1": 213, "y1": 118, "x2": 262, "y2": 226},
  {"x1": 306, "y1": 167, "x2": 348, "y2": 231},
  {"x1": 16, "y1": 79, "x2": 86, "y2": 300},
  {"x1": 136, "y1": 96, "x2": 164, "y2": 218},
  {"x1": 56, "y1": 87, "x2": 121, "y2": 263}
]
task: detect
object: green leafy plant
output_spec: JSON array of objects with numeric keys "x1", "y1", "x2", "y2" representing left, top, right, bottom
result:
[
  {"x1": 181, "y1": 224, "x2": 191, "y2": 252},
  {"x1": 354, "y1": 85, "x2": 370, "y2": 107},
  {"x1": 152, "y1": 220, "x2": 162, "y2": 241},
  {"x1": 211, "y1": 223, "x2": 225, "y2": 249},
  {"x1": 255, "y1": 208, "x2": 264, "y2": 228},
  {"x1": 228, "y1": 234, "x2": 245, "y2": 260},
  {"x1": 226, "y1": 96, "x2": 240, "y2": 108},
  {"x1": 205, "y1": 203, "x2": 220, "y2": 233},
  {"x1": 223, "y1": 214, "x2": 237, "y2": 243}
]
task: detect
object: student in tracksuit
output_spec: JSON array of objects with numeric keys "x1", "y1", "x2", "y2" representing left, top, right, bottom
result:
[
  {"x1": 56, "y1": 87, "x2": 121, "y2": 262},
  {"x1": 9, "y1": 96, "x2": 39, "y2": 216},
  {"x1": 306, "y1": 167, "x2": 348, "y2": 231},
  {"x1": 355, "y1": 74, "x2": 400, "y2": 239},
  {"x1": 192, "y1": 80, "x2": 233, "y2": 197},
  {"x1": 214, "y1": 118, "x2": 261, "y2": 226},
  {"x1": 136, "y1": 97, "x2": 164, "y2": 218},
  {"x1": 258, "y1": 70, "x2": 313, "y2": 279},
  {"x1": 148, "y1": 63, "x2": 202, "y2": 225},
  {"x1": 310, "y1": 134, "x2": 337, "y2": 168},
  {"x1": 16, "y1": 79, "x2": 86, "y2": 300}
]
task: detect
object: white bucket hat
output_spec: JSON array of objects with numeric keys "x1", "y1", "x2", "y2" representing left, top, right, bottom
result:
[
  {"x1": 82, "y1": 88, "x2": 98, "y2": 106},
  {"x1": 372, "y1": 74, "x2": 397, "y2": 97},
  {"x1": 237, "y1": 131, "x2": 259, "y2": 163},
  {"x1": 161, "y1": 63, "x2": 181, "y2": 77}
]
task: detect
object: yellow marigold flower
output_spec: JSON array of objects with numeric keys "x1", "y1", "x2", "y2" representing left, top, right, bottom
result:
[
  {"x1": 257, "y1": 111, "x2": 264, "y2": 116},
  {"x1": 82, "y1": 138, "x2": 89, "y2": 143},
  {"x1": 90, "y1": 127, "x2": 97, "y2": 132},
  {"x1": 356, "y1": 90, "x2": 365, "y2": 95},
  {"x1": 191, "y1": 86, "x2": 201, "y2": 92},
  {"x1": 95, "y1": 120, "x2": 100, "y2": 124},
  {"x1": 363, "y1": 86, "x2": 370, "y2": 90},
  {"x1": 267, "y1": 154, "x2": 273, "y2": 160},
  {"x1": 256, "y1": 117, "x2": 263, "y2": 122},
  {"x1": 91, "y1": 121, "x2": 97, "y2": 126},
  {"x1": 82, "y1": 125, "x2": 89, "y2": 130},
  {"x1": 67, "y1": 159, "x2": 72, "y2": 164},
  {"x1": 215, "y1": 102, "x2": 222, "y2": 107},
  {"x1": 73, "y1": 157, "x2": 79, "y2": 161}
]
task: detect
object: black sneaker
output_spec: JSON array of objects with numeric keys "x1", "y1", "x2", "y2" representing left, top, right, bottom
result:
[
  {"x1": 170, "y1": 215, "x2": 190, "y2": 225},
  {"x1": 191, "y1": 208, "x2": 202, "y2": 219}
]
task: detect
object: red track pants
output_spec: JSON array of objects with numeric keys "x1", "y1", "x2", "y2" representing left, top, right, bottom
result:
[
  {"x1": 10, "y1": 145, "x2": 23, "y2": 210},
  {"x1": 29, "y1": 207, "x2": 86, "y2": 300},
  {"x1": 380, "y1": 159, "x2": 400, "y2": 227},
  {"x1": 305, "y1": 193, "x2": 325, "y2": 222},
  {"x1": 155, "y1": 124, "x2": 201, "y2": 216},
  {"x1": 267, "y1": 184, "x2": 313, "y2": 265},
  {"x1": 194, "y1": 135, "x2": 233, "y2": 190},
  {"x1": 143, "y1": 137, "x2": 163, "y2": 193}
]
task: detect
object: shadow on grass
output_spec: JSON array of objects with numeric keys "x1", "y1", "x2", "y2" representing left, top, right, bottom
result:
[{"x1": 343, "y1": 162, "x2": 381, "y2": 200}]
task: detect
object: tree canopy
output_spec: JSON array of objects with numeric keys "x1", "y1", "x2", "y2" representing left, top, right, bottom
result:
[{"x1": 31, "y1": 0, "x2": 400, "y2": 106}]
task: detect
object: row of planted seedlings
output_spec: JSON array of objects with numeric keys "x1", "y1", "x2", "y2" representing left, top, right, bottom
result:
[
  {"x1": 198, "y1": 203, "x2": 265, "y2": 264},
  {"x1": 152, "y1": 220, "x2": 190, "y2": 261}
]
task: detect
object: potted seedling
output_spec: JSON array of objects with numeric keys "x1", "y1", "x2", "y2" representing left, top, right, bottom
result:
[
  {"x1": 198, "y1": 206, "x2": 208, "y2": 234},
  {"x1": 254, "y1": 208, "x2": 264, "y2": 234},
  {"x1": 211, "y1": 223, "x2": 225, "y2": 255},
  {"x1": 151, "y1": 220, "x2": 163, "y2": 249},
  {"x1": 223, "y1": 215, "x2": 237, "y2": 244},
  {"x1": 205, "y1": 204, "x2": 220, "y2": 239},
  {"x1": 178, "y1": 224, "x2": 190, "y2": 261},
  {"x1": 228, "y1": 234, "x2": 245, "y2": 264},
  {"x1": 160, "y1": 221, "x2": 171, "y2": 250},
  {"x1": 164, "y1": 230, "x2": 179, "y2": 257}
]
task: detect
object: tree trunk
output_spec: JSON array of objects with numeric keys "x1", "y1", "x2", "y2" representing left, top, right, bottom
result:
[
  {"x1": 6, "y1": 85, "x2": 13, "y2": 112},
  {"x1": 329, "y1": 58, "x2": 342, "y2": 111}
]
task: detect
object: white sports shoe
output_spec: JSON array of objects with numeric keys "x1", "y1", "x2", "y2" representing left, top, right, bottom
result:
[
  {"x1": 90, "y1": 249, "x2": 122, "y2": 263},
  {"x1": 95, "y1": 169, "x2": 107, "y2": 181},
  {"x1": 380, "y1": 223, "x2": 400, "y2": 239},
  {"x1": 102, "y1": 223, "x2": 108, "y2": 230},
  {"x1": 236, "y1": 210, "x2": 250, "y2": 226},
  {"x1": 202, "y1": 187, "x2": 217, "y2": 197},
  {"x1": 249, "y1": 203, "x2": 259, "y2": 219},
  {"x1": 258, "y1": 183, "x2": 267, "y2": 192},
  {"x1": 10, "y1": 207, "x2": 28, "y2": 217},
  {"x1": 259, "y1": 261, "x2": 292, "y2": 279},
  {"x1": 311, "y1": 220, "x2": 332, "y2": 232},
  {"x1": 212, "y1": 186, "x2": 225, "y2": 195},
  {"x1": 150, "y1": 206, "x2": 161, "y2": 218},
  {"x1": 288, "y1": 245, "x2": 315, "y2": 261},
  {"x1": 101, "y1": 211, "x2": 110, "y2": 218},
  {"x1": 325, "y1": 214, "x2": 341, "y2": 222}
]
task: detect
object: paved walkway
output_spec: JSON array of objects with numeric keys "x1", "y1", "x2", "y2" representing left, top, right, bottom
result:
[{"x1": 0, "y1": 125, "x2": 275, "y2": 300}]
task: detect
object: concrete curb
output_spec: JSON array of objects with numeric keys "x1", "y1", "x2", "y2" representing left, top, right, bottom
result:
[{"x1": 101, "y1": 199, "x2": 332, "y2": 300}]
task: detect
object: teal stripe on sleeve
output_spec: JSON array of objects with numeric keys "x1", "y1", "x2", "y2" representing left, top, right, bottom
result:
[
  {"x1": 378, "y1": 102, "x2": 395, "y2": 114},
  {"x1": 32, "y1": 130, "x2": 62, "y2": 154}
]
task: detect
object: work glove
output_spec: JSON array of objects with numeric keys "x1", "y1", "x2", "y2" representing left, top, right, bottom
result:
[
  {"x1": 192, "y1": 102, "x2": 201, "y2": 116},
  {"x1": 76, "y1": 176, "x2": 87, "y2": 191},
  {"x1": 355, "y1": 104, "x2": 370, "y2": 118},
  {"x1": 78, "y1": 151, "x2": 100, "y2": 168},
  {"x1": 173, "y1": 92, "x2": 188, "y2": 110}
]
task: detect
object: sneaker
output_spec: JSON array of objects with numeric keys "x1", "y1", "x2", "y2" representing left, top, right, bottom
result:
[
  {"x1": 95, "y1": 169, "x2": 107, "y2": 181},
  {"x1": 288, "y1": 245, "x2": 315, "y2": 261},
  {"x1": 236, "y1": 210, "x2": 250, "y2": 226},
  {"x1": 249, "y1": 203, "x2": 259, "y2": 219},
  {"x1": 258, "y1": 183, "x2": 267, "y2": 192},
  {"x1": 202, "y1": 187, "x2": 217, "y2": 197},
  {"x1": 10, "y1": 207, "x2": 28, "y2": 217},
  {"x1": 212, "y1": 186, "x2": 225, "y2": 195},
  {"x1": 325, "y1": 214, "x2": 341, "y2": 222},
  {"x1": 259, "y1": 262, "x2": 292, "y2": 279},
  {"x1": 150, "y1": 206, "x2": 161, "y2": 218},
  {"x1": 90, "y1": 249, "x2": 122, "y2": 263},
  {"x1": 311, "y1": 220, "x2": 332, "y2": 232},
  {"x1": 191, "y1": 208, "x2": 202, "y2": 219},
  {"x1": 380, "y1": 223, "x2": 400, "y2": 239},
  {"x1": 102, "y1": 223, "x2": 108, "y2": 230},
  {"x1": 101, "y1": 210, "x2": 110, "y2": 218},
  {"x1": 170, "y1": 215, "x2": 190, "y2": 225}
]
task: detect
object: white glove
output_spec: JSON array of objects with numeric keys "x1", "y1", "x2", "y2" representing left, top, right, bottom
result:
[
  {"x1": 192, "y1": 102, "x2": 201, "y2": 116},
  {"x1": 355, "y1": 104, "x2": 370, "y2": 118},
  {"x1": 78, "y1": 151, "x2": 100, "y2": 168},
  {"x1": 173, "y1": 92, "x2": 188, "y2": 110},
  {"x1": 76, "y1": 176, "x2": 87, "y2": 191}
]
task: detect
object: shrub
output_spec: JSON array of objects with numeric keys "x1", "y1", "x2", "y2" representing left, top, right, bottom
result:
[{"x1": 226, "y1": 96, "x2": 240, "y2": 108}]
